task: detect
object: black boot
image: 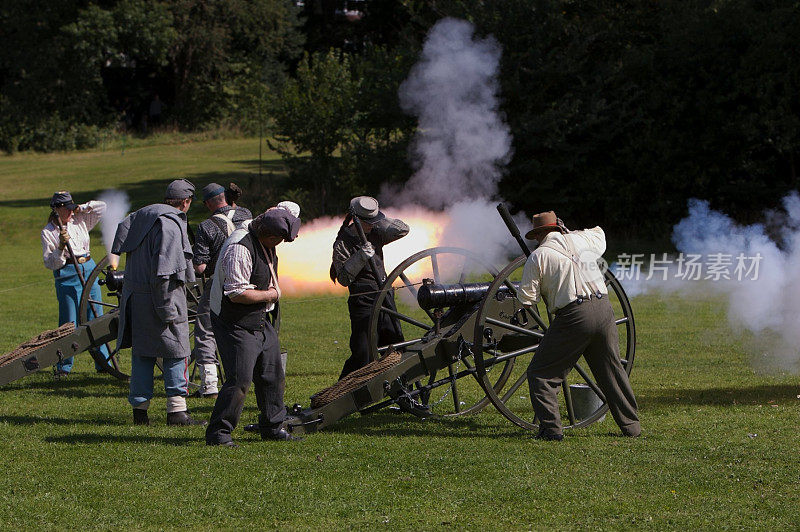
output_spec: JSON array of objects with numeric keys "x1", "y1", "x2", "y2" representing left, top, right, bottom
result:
[
  {"x1": 133, "y1": 409, "x2": 150, "y2": 426},
  {"x1": 166, "y1": 410, "x2": 207, "y2": 426}
]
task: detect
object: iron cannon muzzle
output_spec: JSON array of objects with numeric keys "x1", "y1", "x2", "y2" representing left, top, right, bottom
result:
[
  {"x1": 101, "y1": 268, "x2": 125, "y2": 293},
  {"x1": 417, "y1": 280, "x2": 517, "y2": 310}
]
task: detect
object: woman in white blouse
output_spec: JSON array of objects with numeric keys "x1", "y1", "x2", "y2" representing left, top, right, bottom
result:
[{"x1": 41, "y1": 191, "x2": 109, "y2": 377}]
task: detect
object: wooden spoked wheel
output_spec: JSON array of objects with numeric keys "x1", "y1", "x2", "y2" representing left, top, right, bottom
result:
[
  {"x1": 367, "y1": 247, "x2": 516, "y2": 417},
  {"x1": 77, "y1": 254, "x2": 128, "y2": 381},
  {"x1": 472, "y1": 256, "x2": 636, "y2": 431}
]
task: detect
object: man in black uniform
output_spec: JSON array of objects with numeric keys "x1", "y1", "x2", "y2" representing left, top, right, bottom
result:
[
  {"x1": 192, "y1": 182, "x2": 253, "y2": 398},
  {"x1": 205, "y1": 209, "x2": 300, "y2": 447},
  {"x1": 330, "y1": 196, "x2": 409, "y2": 379}
]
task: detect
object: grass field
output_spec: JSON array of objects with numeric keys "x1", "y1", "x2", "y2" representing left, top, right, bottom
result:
[{"x1": 1, "y1": 139, "x2": 799, "y2": 530}]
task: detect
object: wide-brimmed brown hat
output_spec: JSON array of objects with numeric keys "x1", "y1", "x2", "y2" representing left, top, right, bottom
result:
[{"x1": 524, "y1": 211, "x2": 562, "y2": 240}]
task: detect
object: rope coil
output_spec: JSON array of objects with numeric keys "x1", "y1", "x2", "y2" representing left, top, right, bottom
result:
[
  {"x1": 310, "y1": 350, "x2": 402, "y2": 408},
  {"x1": 0, "y1": 322, "x2": 75, "y2": 367}
]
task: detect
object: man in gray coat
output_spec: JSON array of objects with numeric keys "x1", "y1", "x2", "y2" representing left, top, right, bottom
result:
[{"x1": 111, "y1": 179, "x2": 205, "y2": 426}]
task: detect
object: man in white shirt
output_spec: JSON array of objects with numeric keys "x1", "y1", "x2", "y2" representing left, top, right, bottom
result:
[{"x1": 518, "y1": 211, "x2": 640, "y2": 440}]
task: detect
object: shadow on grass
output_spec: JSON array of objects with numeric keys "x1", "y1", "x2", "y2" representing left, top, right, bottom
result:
[
  {"x1": 17, "y1": 373, "x2": 127, "y2": 398},
  {"x1": 644, "y1": 384, "x2": 800, "y2": 406},
  {"x1": 44, "y1": 433, "x2": 198, "y2": 446},
  {"x1": 326, "y1": 410, "x2": 522, "y2": 439},
  {"x1": 0, "y1": 414, "x2": 127, "y2": 426}
]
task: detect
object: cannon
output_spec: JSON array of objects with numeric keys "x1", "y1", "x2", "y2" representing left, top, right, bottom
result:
[
  {"x1": 281, "y1": 205, "x2": 636, "y2": 435},
  {"x1": 0, "y1": 254, "x2": 222, "y2": 390}
]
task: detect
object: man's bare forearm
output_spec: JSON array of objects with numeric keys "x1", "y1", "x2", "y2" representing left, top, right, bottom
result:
[{"x1": 230, "y1": 287, "x2": 278, "y2": 305}]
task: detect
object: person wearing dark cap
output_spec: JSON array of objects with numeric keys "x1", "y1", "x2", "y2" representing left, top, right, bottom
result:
[
  {"x1": 330, "y1": 196, "x2": 408, "y2": 379},
  {"x1": 517, "y1": 211, "x2": 640, "y2": 441},
  {"x1": 111, "y1": 178, "x2": 205, "y2": 426},
  {"x1": 205, "y1": 208, "x2": 301, "y2": 446},
  {"x1": 191, "y1": 182, "x2": 254, "y2": 398},
  {"x1": 41, "y1": 191, "x2": 110, "y2": 377}
]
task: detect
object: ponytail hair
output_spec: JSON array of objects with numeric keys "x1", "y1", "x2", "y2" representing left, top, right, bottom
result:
[
  {"x1": 47, "y1": 210, "x2": 59, "y2": 227},
  {"x1": 329, "y1": 213, "x2": 354, "y2": 283}
]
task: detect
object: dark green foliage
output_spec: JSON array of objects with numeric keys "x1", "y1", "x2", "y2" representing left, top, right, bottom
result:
[
  {"x1": 0, "y1": 0, "x2": 302, "y2": 152},
  {"x1": 454, "y1": 0, "x2": 800, "y2": 235},
  {"x1": 268, "y1": 47, "x2": 415, "y2": 216},
  {"x1": 166, "y1": 0, "x2": 304, "y2": 129}
]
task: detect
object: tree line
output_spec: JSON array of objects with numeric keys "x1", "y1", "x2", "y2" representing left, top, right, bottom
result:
[{"x1": 2, "y1": 1, "x2": 798, "y2": 237}]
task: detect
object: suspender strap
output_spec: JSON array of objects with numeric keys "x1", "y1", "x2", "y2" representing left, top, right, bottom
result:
[
  {"x1": 211, "y1": 210, "x2": 236, "y2": 236},
  {"x1": 538, "y1": 235, "x2": 604, "y2": 296}
]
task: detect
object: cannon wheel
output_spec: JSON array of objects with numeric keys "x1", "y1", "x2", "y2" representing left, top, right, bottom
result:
[
  {"x1": 367, "y1": 247, "x2": 516, "y2": 417},
  {"x1": 472, "y1": 256, "x2": 636, "y2": 431},
  {"x1": 77, "y1": 254, "x2": 129, "y2": 381}
]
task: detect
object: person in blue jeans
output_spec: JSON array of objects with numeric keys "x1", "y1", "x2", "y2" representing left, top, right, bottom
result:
[{"x1": 41, "y1": 191, "x2": 110, "y2": 377}]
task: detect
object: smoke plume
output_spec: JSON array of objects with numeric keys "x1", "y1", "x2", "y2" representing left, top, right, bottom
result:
[
  {"x1": 384, "y1": 18, "x2": 521, "y2": 265},
  {"x1": 620, "y1": 193, "x2": 800, "y2": 372},
  {"x1": 97, "y1": 190, "x2": 130, "y2": 259},
  {"x1": 389, "y1": 17, "x2": 512, "y2": 209}
]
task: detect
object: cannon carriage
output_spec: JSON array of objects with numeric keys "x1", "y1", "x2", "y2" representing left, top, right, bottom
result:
[
  {"x1": 0, "y1": 254, "x2": 218, "y2": 390},
  {"x1": 283, "y1": 206, "x2": 636, "y2": 435},
  {"x1": 1, "y1": 205, "x2": 636, "y2": 438}
]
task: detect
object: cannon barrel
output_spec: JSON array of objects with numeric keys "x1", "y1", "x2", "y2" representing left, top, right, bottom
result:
[
  {"x1": 100, "y1": 268, "x2": 125, "y2": 292},
  {"x1": 417, "y1": 280, "x2": 517, "y2": 310}
]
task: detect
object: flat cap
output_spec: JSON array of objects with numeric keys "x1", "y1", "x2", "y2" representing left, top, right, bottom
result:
[
  {"x1": 349, "y1": 196, "x2": 385, "y2": 224},
  {"x1": 165, "y1": 179, "x2": 195, "y2": 200},
  {"x1": 202, "y1": 182, "x2": 226, "y2": 201},
  {"x1": 251, "y1": 209, "x2": 301, "y2": 242},
  {"x1": 50, "y1": 191, "x2": 77, "y2": 210}
]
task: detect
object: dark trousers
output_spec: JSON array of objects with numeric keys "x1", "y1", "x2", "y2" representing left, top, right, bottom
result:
[
  {"x1": 206, "y1": 314, "x2": 285, "y2": 444},
  {"x1": 339, "y1": 290, "x2": 404, "y2": 379},
  {"x1": 527, "y1": 297, "x2": 640, "y2": 436}
]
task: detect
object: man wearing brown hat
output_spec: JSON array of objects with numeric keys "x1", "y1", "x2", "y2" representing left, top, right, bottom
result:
[
  {"x1": 205, "y1": 208, "x2": 301, "y2": 446},
  {"x1": 518, "y1": 211, "x2": 640, "y2": 440},
  {"x1": 191, "y1": 182, "x2": 254, "y2": 398},
  {"x1": 111, "y1": 178, "x2": 205, "y2": 426}
]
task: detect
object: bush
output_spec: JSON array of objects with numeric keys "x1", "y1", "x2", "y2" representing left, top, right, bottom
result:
[{"x1": 0, "y1": 114, "x2": 110, "y2": 154}]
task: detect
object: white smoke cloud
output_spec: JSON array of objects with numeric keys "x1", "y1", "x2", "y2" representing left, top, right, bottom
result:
[
  {"x1": 378, "y1": 17, "x2": 521, "y2": 267},
  {"x1": 385, "y1": 17, "x2": 513, "y2": 211},
  {"x1": 97, "y1": 190, "x2": 130, "y2": 257},
  {"x1": 621, "y1": 193, "x2": 800, "y2": 372}
]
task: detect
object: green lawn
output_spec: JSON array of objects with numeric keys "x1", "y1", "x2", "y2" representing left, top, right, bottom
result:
[{"x1": 1, "y1": 140, "x2": 798, "y2": 530}]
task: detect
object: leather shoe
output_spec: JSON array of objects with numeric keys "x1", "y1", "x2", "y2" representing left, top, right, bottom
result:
[
  {"x1": 534, "y1": 429, "x2": 564, "y2": 441},
  {"x1": 166, "y1": 411, "x2": 208, "y2": 426},
  {"x1": 207, "y1": 440, "x2": 239, "y2": 448},
  {"x1": 261, "y1": 428, "x2": 301, "y2": 441},
  {"x1": 133, "y1": 409, "x2": 150, "y2": 426}
]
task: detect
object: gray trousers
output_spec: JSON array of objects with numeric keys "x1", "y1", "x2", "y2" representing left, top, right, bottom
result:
[
  {"x1": 206, "y1": 314, "x2": 286, "y2": 444},
  {"x1": 527, "y1": 297, "x2": 640, "y2": 437},
  {"x1": 191, "y1": 279, "x2": 217, "y2": 366}
]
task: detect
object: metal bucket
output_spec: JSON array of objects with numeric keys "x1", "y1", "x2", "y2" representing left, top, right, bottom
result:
[{"x1": 569, "y1": 383, "x2": 605, "y2": 422}]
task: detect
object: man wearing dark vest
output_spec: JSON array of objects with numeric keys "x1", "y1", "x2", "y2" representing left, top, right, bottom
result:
[
  {"x1": 205, "y1": 208, "x2": 301, "y2": 447},
  {"x1": 192, "y1": 182, "x2": 253, "y2": 398},
  {"x1": 517, "y1": 211, "x2": 640, "y2": 441}
]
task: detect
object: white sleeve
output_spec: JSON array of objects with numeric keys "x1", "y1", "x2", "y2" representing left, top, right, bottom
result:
[
  {"x1": 220, "y1": 244, "x2": 256, "y2": 298},
  {"x1": 41, "y1": 227, "x2": 68, "y2": 270},
  {"x1": 574, "y1": 227, "x2": 606, "y2": 256},
  {"x1": 77, "y1": 200, "x2": 106, "y2": 231},
  {"x1": 517, "y1": 254, "x2": 542, "y2": 305}
]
